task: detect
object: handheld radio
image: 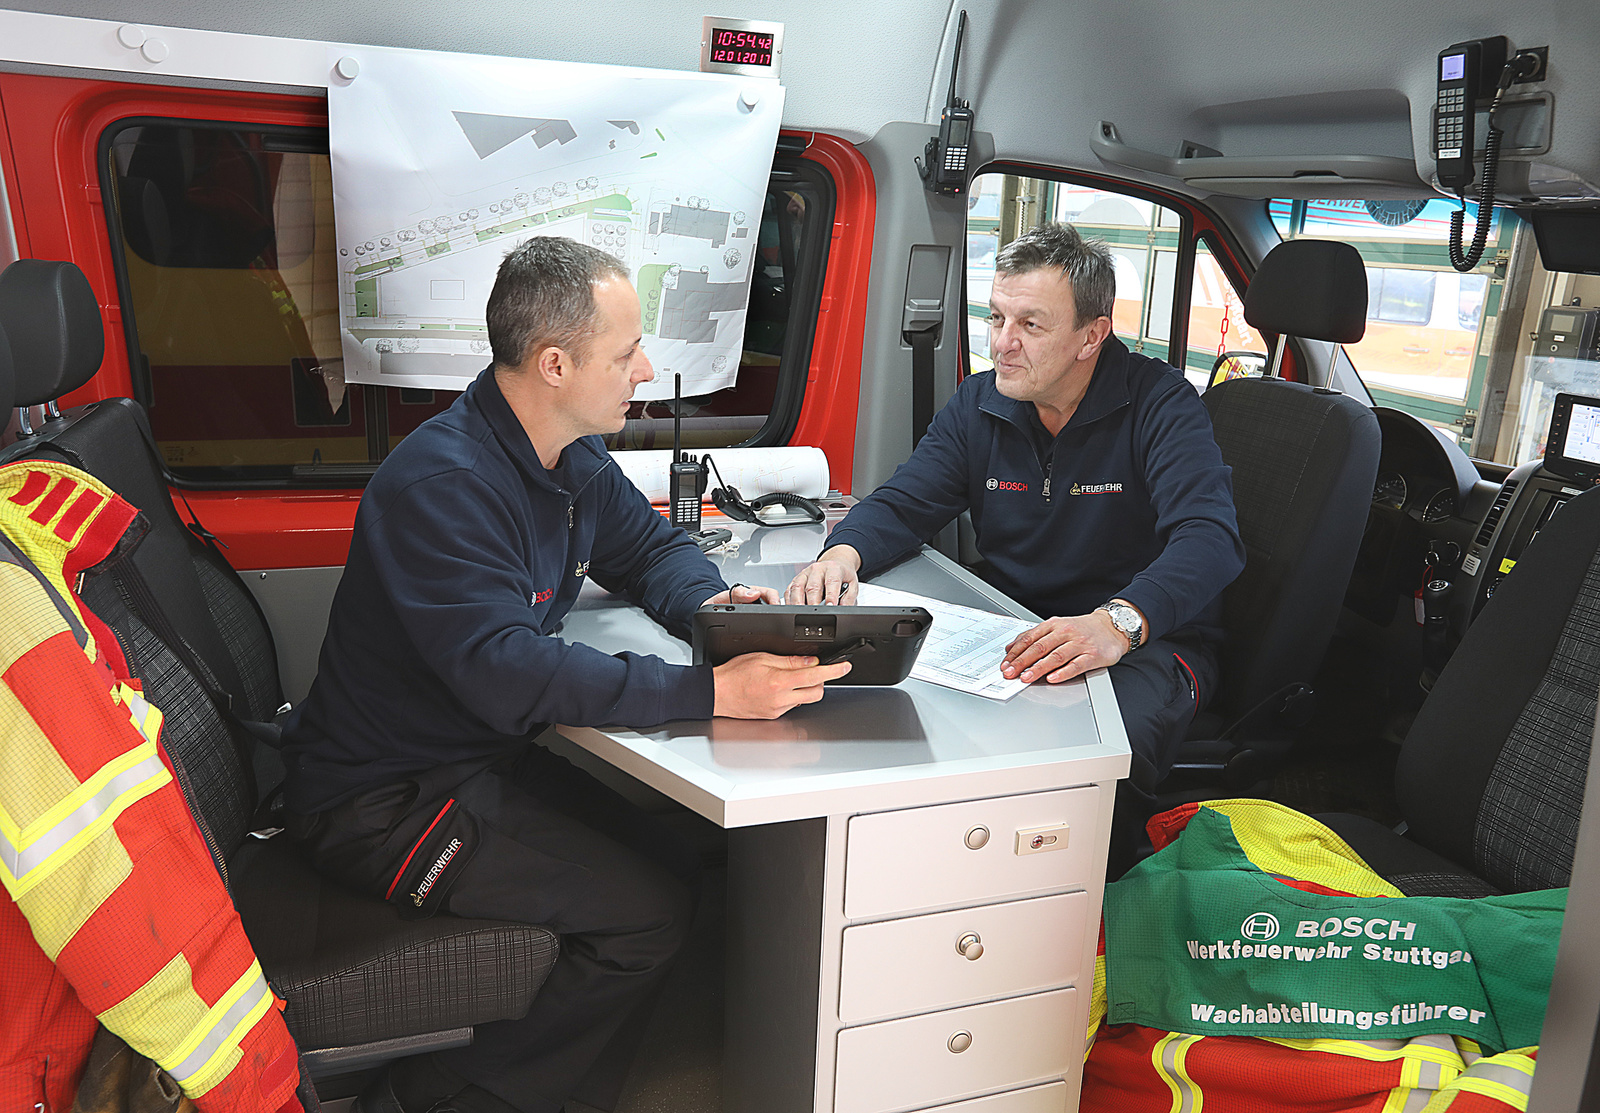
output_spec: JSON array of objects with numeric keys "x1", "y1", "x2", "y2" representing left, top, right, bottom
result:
[
  {"x1": 669, "y1": 373, "x2": 708, "y2": 531},
  {"x1": 920, "y1": 10, "x2": 973, "y2": 197}
]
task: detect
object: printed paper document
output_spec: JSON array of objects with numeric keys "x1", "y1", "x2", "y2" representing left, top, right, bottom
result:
[{"x1": 856, "y1": 584, "x2": 1036, "y2": 700}]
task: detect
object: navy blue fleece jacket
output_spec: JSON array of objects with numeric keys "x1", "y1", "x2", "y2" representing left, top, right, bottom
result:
[
  {"x1": 282, "y1": 367, "x2": 726, "y2": 812},
  {"x1": 827, "y1": 337, "x2": 1244, "y2": 644}
]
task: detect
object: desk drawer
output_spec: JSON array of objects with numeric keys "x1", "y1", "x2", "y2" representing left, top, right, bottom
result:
[
  {"x1": 839, "y1": 892, "x2": 1088, "y2": 1024},
  {"x1": 844, "y1": 788, "x2": 1100, "y2": 918},
  {"x1": 920, "y1": 1082, "x2": 1069, "y2": 1113},
  {"x1": 834, "y1": 987, "x2": 1077, "y2": 1113}
]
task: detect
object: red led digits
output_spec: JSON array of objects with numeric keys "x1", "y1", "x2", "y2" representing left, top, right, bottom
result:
[{"x1": 709, "y1": 28, "x2": 774, "y2": 66}]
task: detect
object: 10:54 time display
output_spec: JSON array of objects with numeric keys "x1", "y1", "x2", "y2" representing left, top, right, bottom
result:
[{"x1": 709, "y1": 27, "x2": 774, "y2": 67}]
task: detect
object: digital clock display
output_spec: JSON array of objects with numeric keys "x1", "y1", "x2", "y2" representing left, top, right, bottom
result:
[{"x1": 710, "y1": 27, "x2": 774, "y2": 67}]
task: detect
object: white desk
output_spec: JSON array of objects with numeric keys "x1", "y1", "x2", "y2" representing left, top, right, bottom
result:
[{"x1": 556, "y1": 516, "x2": 1130, "y2": 1113}]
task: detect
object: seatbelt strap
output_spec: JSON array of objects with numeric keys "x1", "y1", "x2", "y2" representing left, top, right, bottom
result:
[{"x1": 910, "y1": 327, "x2": 937, "y2": 447}]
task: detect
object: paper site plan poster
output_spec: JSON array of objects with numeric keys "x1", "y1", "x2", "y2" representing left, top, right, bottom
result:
[{"x1": 327, "y1": 46, "x2": 785, "y2": 395}]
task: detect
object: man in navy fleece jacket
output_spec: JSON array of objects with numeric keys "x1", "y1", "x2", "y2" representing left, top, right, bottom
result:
[
  {"x1": 282, "y1": 238, "x2": 847, "y2": 1113},
  {"x1": 788, "y1": 222, "x2": 1244, "y2": 799}
]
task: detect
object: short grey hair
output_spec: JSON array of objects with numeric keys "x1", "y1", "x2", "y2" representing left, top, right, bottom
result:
[
  {"x1": 994, "y1": 222, "x2": 1116, "y2": 326},
  {"x1": 487, "y1": 236, "x2": 630, "y2": 369}
]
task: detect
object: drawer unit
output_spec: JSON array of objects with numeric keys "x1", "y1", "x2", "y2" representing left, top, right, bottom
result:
[
  {"x1": 919, "y1": 1082, "x2": 1069, "y2": 1113},
  {"x1": 844, "y1": 788, "x2": 1099, "y2": 918},
  {"x1": 838, "y1": 891, "x2": 1088, "y2": 1023},
  {"x1": 833, "y1": 987, "x2": 1078, "y2": 1113}
]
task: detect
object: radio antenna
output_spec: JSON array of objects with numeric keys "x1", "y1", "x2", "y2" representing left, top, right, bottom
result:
[
  {"x1": 946, "y1": 10, "x2": 967, "y2": 109},
  {"x1": 673, "y1": 373, "x2": 684, "y2": 462}
]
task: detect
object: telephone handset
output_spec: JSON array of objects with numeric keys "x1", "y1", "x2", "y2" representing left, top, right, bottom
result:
[
  {"x1": 1435, "y1": 37, "x2": 1504, "y2": 191},
  {"x1": 1435, "y1": 37, "x2": 1543, "y2": 272}
]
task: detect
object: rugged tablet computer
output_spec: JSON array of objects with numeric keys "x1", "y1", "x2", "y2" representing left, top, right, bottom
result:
[{"x1": 691, "y1": 604, "x2": 933, "y2": 686}]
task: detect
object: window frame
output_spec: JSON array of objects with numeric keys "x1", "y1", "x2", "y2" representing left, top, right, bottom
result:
[
  {"x1": 97, "y1": 116, "x2": 834, "y2": 489},
  {"x1": 958, "y1": 162, "x2": 1280, "y2": 386}
]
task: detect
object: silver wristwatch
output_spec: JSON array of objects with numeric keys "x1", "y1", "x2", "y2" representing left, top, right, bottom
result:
[{"x1": 1099, "y1": 601, "x2": 1144, "y2": 651}]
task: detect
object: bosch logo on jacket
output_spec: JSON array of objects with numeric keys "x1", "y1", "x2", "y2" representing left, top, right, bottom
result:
[{"x1": 986, "y1": 477, "x2": 1029, "y2": 491}]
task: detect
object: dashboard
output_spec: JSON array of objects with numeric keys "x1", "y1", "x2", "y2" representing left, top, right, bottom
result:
[
  {"x1": 1367, "y1": 409, "x2": 1480, "y2": 529},
  {"x1": 1345, "y1": 407, "x2": 1489, "y2": 625}
]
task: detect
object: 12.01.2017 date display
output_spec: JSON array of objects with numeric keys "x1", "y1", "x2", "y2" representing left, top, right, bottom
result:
[{"x1": 709, "y1": 28, "x2": 774, "y2": 66}]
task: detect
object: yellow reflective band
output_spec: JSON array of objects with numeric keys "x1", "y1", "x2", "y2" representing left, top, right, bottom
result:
[
  {"x1": 0, "y1": 743, "x2": 170, "y2": 898},
  {"x1": 1152, "y1": 1032, "x2": 1203, "y2": 1113},
  {"x1": 165, "y1": 963, "x2": 274, "y2": 1097},
  {"x1": 118, "y1": 685, "x2": 164, "y2": 747},
  {"x1": 1440, "y1": 1077, "x2": 1529, "y2": 1110},
  {"x1": 1259, "y1": 1034, "x2": 1465, "y2": 1070},
  {"x1": 15, "y1": 824, "x2": 132, "y2": 960}
]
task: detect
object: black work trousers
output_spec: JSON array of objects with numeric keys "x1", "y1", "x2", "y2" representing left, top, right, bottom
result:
[
  {"x1": 288, "y1": 742, "x2": 698, "y2": 1113},
  {"x1": 1103, "y1": 632, "x2": 1220, "y2": 878}
]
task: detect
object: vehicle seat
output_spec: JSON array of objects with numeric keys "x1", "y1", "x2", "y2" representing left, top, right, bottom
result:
[
  {"x1": 1319, "y1": 483, "x2": 1600, "y2": 898},
  {"x1": 0, "y1": 259, "x2": 285, "y2": 726},
  {"x1": 1173, "y1": 240, "x2": 1381, "y2": 787},
  {"x1": 0, "y1": 259, "x2": 559, "y2": 1072}
]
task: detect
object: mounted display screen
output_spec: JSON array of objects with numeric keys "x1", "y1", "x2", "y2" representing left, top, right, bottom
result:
[
  {"x1": 1543, "y1": 392, "x2": 1600, "y2": 480},
  {"x1": 709, "y1": 27, "x2": 774, "y2": 66}
]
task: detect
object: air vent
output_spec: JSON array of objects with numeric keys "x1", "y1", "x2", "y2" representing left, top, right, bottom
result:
[{"x1": 1475, "y1": 480, "x2": 1519, "y2": 547}]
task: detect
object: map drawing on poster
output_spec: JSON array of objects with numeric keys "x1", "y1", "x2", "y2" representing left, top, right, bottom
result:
[{"x1": 326, "y1": 46, "x2": 785, "y2": 396}]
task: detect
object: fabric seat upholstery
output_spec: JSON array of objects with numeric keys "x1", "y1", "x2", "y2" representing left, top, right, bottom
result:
[
  {"x1": 1319, "y1": 485, "x2": 1600, "y2": 897},
  {"x1": 1203, "y1": 377, "x2": 1380, "y2": 724},
  {"x1": 0, "y1": 258, "x2": 559, "y2": 1055},
  {"x1": 1174, "y1": 240, "x2": 1379, "y2": 777},
  {"x1": 230, "y1": 838, "x2": 557, "y2": 1049}
]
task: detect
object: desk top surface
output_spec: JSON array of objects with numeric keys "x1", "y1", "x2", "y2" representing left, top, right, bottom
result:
[{"x1": 556, "y1": 515, "x2": 1131, "y2": 826}]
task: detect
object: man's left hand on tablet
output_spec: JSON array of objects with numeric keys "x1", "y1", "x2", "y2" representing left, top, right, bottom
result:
[
  {"x1": 704, "y1": 583, "x2": 782, "y2": 606},
  {"x1": 785, "y1": 544, "x2": 862, "y2": 605}
]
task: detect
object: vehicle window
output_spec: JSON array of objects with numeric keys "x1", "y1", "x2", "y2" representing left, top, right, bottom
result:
[
  {"x1": 1184, "y1": 238, "x2": 1267, "y2": 391},
  {"x1": 1267, "y1": 198, "x2": 1600, "y2": 465},
  {"x1": 1268, "y1": 198, "x2": 1509, "y2": 449},
  {"x1": 1367, "y1": 267, "x2": 1437, "y2": 325},
  {"x1": 966, "y1": 174, "x2": 1185, "y2": 375},
  {"x1": 102, "y1": 120, "x2": 829, "y2": 485}
]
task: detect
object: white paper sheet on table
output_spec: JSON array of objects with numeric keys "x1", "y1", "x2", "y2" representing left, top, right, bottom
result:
[{"x1": 855, "y1": 584, "x2": 1035, "y2": 701}]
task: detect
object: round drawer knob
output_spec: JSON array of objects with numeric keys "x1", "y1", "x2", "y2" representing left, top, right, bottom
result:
[
  {"x1": 948, "y1": 1030, "x2": 973, "y2": 1054},
  {"x1": 956, "y1": 932, "x2": 984, "y2": 960},
  {"x1": 964, "y1": 825, "x2": 990, "y2": 850}
]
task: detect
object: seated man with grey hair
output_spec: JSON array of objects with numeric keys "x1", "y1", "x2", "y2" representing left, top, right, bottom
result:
[
  {"x1": 282, "y1": 236, "x2": 848, "y2": 1113},
  {"x1": 788, "y1": 222, "x2": 1244, "y2": 860}
]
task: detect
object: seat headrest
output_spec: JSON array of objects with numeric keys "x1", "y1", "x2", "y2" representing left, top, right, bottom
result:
[
  {"x1": 0, "y1": 316, "x2": 14, "y2": 416},
  {"x1": 1243, "y1": 239, "x2": 1368, "y2": 345},
  {"x1": 0, "y1": 260, "x2": 105, "y2": 406}
]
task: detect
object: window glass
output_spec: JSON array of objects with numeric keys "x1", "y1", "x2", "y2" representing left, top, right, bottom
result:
[
  {"x1": 603, "y1": 169, "x2": 832, "y2": 451},
  {"x1": 1368, "y1": 268, "x2": 1436, "y2": 325},
  {"x1": 1267, "y1": 198, "x2": 1509, "y2": 444},
  {"x1": 965, "y1": 174, "x2": 1181, "y2": 373},
  {"x1": 1184, "y1": 240, "x2": 1266, "y2": 391},
  {"x1": 1488, "y1": 252, "x2": 1600, "y2": 467},
  {"x1": 104, "y1": 121, "x2": 827, "y2": 483}
]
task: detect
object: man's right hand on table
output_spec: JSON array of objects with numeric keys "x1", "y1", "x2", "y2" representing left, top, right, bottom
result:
[
  {"x1": 713, "y1": 653, "x2": 852, "y2": 719},
  {"x1": 785, "y1": 544, "x2": 863, "y2": 605}
]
